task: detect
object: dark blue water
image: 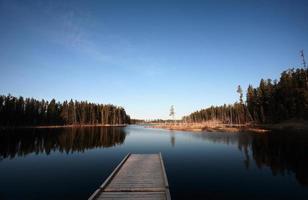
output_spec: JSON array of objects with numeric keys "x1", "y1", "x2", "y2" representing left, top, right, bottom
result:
[{"x1": 0, "y1": 125, "x2": 308, "y2": 199}]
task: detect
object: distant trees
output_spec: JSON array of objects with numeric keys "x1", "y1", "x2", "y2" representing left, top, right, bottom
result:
[
  {"x1": 183, "y1": 103, "x2": 251, "y2": 124},
  {"x1": 0, "y1": 95, "x2": 130, "y2": 126},
  {"x1": 130, "y1": 119, "x2": 145, "y2": 124},
  {"x1": 184, "y1": 67, "x2": 308, "y2": 124}
]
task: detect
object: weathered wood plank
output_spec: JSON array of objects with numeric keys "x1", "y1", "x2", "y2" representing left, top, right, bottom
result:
[
  {"x1": 97, "y1": 192, "x2": 166, "y2": 200},
  {"x1": 89, "y1": 153, "x2": 170, "y2": 200}
]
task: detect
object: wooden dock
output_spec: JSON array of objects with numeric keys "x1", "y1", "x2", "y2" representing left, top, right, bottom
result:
[{"x1": 89, "y1": 153, "x2": 171, "y2": 200}]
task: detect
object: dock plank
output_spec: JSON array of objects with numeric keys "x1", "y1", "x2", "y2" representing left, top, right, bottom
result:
[
  {"x1": 97, "y1": 192, "x2": 166, "y2": 200},
  {"x1": 89, "y1": 153, "x2": 170, "y2": 200}
]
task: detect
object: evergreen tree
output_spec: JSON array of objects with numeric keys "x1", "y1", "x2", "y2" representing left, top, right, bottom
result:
[{"x1": 185, "y1": 67, "x2": 308, "y2": 124}]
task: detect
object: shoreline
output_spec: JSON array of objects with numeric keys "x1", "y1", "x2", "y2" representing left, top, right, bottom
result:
[
  {"x1": 146, "y1": 121, "x2": 308, "y2": 133},
  {"x1": 0, "y1": 124, "x2": 127, "y2": 130},
  {"x1": 146, "y1": 123, "x2": 268, "y2": 133}
]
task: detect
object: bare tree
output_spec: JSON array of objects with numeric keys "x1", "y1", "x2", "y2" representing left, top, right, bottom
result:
[
  {"x1": 169, "y1": 105, "x2": 175, "y2": 122},
  {"x1": 300, "y1": 50, "x2": 306, "y2": 68},
  {"x1": 237, "y1": 85, "x2": 243, "y2": 104}
]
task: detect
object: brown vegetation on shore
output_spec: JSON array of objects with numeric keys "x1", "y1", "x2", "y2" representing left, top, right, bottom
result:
[
  {"x1": 148, "y1": 120, "x2": 269, "y2": 133},
  {"x1": 149, "y1": 119, "x2": 308, "y2": 133}
]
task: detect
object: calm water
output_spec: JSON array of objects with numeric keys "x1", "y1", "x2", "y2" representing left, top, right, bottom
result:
[{"x1": 0, "y1": 125, "x2": 308, "y2": 200}]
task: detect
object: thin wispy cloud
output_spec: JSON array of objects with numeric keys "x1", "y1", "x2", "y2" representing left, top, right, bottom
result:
[
  {"x1": 4, "y1": 0, "x2": 171, "y2": 79},
  {"x1": 1, "y1": 0, "x2": 307, "y2": 119}
]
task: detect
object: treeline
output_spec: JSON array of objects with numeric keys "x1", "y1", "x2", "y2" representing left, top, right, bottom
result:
[
  {"x1": 247, "y1": 68, "x2": 308, "y2": 123},
  {"x1": 184, "y1": 67, "x2": 308, "y2": 124},
  {"x1": 130, "y1": 119, "x2": 182, "y2": 124},
  {"x1": 183, "y1": 103, "x2": 251, "y2": 124},
  {"x1": 0, "y1": 94, "x2": 130, "y2": 126},
  {"x1": 130, "y1": 119, "x2": 146, "y2": 124},
  {"x1": 148, "y1": 119, "x2": 182, "y2": 123}
]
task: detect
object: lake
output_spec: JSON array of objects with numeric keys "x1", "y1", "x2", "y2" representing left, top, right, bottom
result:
[{"x1": 0, "y1": 125, "x2": 308, "y2": 199}]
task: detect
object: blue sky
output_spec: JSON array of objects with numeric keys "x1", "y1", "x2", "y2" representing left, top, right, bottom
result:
[{"x1": 0, "y1": 0, "x2": 307, "y2": 119}]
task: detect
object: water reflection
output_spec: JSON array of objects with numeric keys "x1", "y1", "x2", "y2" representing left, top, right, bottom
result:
[
  {"x1": 192, "y1": 131, "x2": 308, "y2": 186},
  {"x1": 1, "y1": 127, "x2": 308, "y2": 199},
  {"x1": 0, "y1": 127, "x2": 127, "y2": 160},
  {"x1": 170, "y1": 133, "x2": 176, "y2": 147},
  {"x1": 248, "y1": 132, "x2": 308, "y2": 186}
]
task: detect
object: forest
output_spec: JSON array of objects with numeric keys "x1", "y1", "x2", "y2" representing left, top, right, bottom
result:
[
  {"x1": 184, "y1": 67, "x2": 308, "y2": 124},
  {"x1": 0, "y1": 95, "x2": 130, "y2": 126}
]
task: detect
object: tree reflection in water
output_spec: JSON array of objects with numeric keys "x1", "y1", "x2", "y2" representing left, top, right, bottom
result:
[
  {"x1": 192, "y1": 131, "x2": 308, "y2": 186},
  {"x1": 1, "y1": 128, "x2": 308, "y2": 187},
  {"x1": 248, "y1": 131, "x2": 308, "y2": 186},
  {"x1": 0, "y1": 127, "x2": 127, "y2": 160}
]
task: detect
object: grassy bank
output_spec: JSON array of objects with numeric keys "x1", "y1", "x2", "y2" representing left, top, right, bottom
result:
[
  {"x1": 147, "y1": 120, "x2": 308, "y2": 133},
  {"x1": 146, "y1": 120, "x2": 265, "y2": 133}
]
